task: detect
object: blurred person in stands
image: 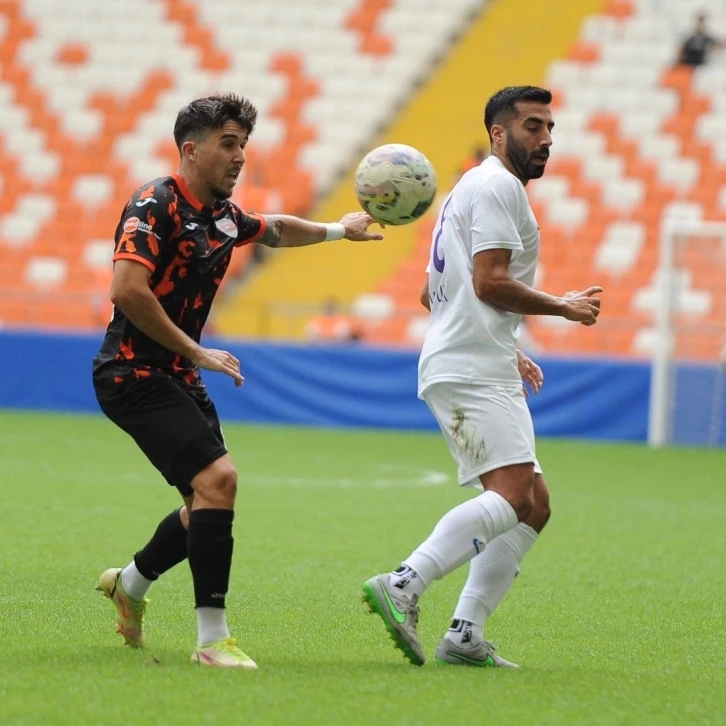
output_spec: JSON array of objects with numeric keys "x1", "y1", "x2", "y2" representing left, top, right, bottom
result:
[
  {"x1": 93, "y1": 93, "x2": 382, "y2": 669},
  {"x1": 305, "y1": 298, "x2": 358, "y2": 343},
  {"x1": 458, "y1": 145, "x2": 489, "y2": 178},
  {"x1": 678, "y1": 13, "x2": 724, "y2": 67},
  {"x1": 363, "y1": 86, "x2": 603, "y2": 668}
]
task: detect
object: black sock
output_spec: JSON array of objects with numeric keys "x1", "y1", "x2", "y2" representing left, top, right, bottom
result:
[
  {"x1": 134, "y1": 508, "x2": 188, "y2": 580},
  {"x1": 188, "y1": 508, "x2": 234, "y2": 609}
]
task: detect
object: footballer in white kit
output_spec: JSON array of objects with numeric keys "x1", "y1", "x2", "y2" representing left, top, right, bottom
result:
[
  {"x1": 363, "y1": 86, "x2": 603, "y2": 668},
  {"x1": 419, "y1": 151, "x2": 543, "y2": 486}
]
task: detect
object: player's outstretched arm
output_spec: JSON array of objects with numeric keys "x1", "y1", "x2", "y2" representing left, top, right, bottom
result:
[
  {"x1": 111, "y1": 261, "x2": 244, "y2": 386},
  {"x1": 257, "y1": 212, "x2": 384, "y2": 248},
  {"x1": 473, "y1": 249, "x2": 602, "y2": 325}
]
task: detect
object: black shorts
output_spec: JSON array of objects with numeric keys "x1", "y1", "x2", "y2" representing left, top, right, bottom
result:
[{"x1": 94, "y1": 370, "x2": 228, "y2": 497}]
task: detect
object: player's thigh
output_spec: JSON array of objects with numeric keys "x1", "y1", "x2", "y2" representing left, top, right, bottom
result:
[
  {"x1": 423, "y1": 382, "x2": 540, "y2": 488},
  {"x1": 96, "y1": 374, "x2": 227, "y2": 497}
]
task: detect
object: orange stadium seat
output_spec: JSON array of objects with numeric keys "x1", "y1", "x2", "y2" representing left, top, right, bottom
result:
[
  {"x1": 569, "y1": 41, "x2": 600, "y2": 63},
  {"x1": 3, "y1": 0, "x2": 725, "y2": 361},
  {"x1": 358, "y1": 3, "x2": 726, "y2": 359},
  {"x1": 2, "y1": 0, "x2": 368, "y2": 329},
  {"x1": 345, "y1": 0, "x2": 394, "y2": 56},
  {"x1": 602, "y1": 0, "x2": 634, "y2": 20}
]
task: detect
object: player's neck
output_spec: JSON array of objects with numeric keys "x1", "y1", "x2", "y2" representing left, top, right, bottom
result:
[
  {"x1": 491, "y1": 151, "x2": 528, "y2": 186},
  {"x1": 176, "y1": 168, "x2": 216, "y2": 208}
]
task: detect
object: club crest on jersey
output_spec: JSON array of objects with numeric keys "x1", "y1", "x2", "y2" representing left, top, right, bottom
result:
[{"x1": 215, "y1": 217, "x2": 237, "y2": 237}]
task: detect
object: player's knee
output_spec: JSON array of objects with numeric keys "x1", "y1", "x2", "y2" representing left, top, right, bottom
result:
[
  {"x1": 483, "y1": 464, "x2": 536, "y2": 520},
  {"x1": 192, "y1": 458, "x2": 238, "y2": 506},
  {"x1": 510, "y1": 489, "x2": 535, "y2": 521},
  {"x1": 528, "y1": 499, "x2": 551, "y2": 532},
  {"x1": 510, "y1": 471, "x2": 537, "y2": 520},
  {"x1": 539, "y1": 497, "x2": 552, "y2": 526},
  {"x1": 528, "y1": 475, "x2": 551, "y2": 531},
  {"x1": 213, "y1": 463, "x2": 238, "y2": 502}
]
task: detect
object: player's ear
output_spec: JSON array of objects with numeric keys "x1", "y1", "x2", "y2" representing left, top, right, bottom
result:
[
  {"x1": 490, "y1": 123, "x2": 506, "y2": 146},
  {"x1": 181, "y1": 139, "x2": 197, "y2": 162}
]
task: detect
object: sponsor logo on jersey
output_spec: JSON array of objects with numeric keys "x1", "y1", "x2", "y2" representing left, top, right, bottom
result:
[
  {"x1": 123, "y1": 216, "x2": 159, "y2": 238},
  {"x1": 123, "y1": 216, "x2": 141, "y2": 233}
]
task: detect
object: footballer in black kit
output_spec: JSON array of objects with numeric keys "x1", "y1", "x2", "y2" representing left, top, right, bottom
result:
[{"x1": 93, "y1": 93, "x2": 383, "y2": 668}]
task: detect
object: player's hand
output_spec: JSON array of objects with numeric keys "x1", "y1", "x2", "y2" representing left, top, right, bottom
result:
[
  {"x1": 516, "y1": 349, "x2": 543, "y2": 397},
  {"x1": 562, "y1": 286, "x2": 603, "y2": 326},
  {"x1": 339, "y1": 212, "x2": 385, "y2": 241},
  {"x1": 191, "y1": 347, "x2": 244, "y2": 387}
]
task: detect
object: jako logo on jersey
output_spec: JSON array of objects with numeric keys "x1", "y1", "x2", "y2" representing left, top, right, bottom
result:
[
  {"x1": 215, "y1": 218, "x2": 237, "y2": 236},
  {"x1": 135, "y1": 198, "x2": 157, "y2": 207},
  {"x1": 185, "y1": 223, "x2": 199, "y2": 231}
]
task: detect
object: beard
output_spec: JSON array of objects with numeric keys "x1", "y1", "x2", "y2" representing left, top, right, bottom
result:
[
  {"x1": 506, "y1": 130, "x2": 548, "y2": 180},
  {"x1": 210, "y1": 183, "x2": 233, "y2": 200}
]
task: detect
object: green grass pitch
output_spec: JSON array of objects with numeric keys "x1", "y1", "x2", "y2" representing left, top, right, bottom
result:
[{"x1": 1, "y1": 409, "x2": 724, "y2": 725}]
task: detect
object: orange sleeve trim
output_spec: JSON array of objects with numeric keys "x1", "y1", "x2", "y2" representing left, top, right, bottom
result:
[
  {"x1": 113, "y1": 253, "x2": 156, "y2": 273},
  {"x1": 248, "y1": 213, "x2": 267, "y2": 242}
]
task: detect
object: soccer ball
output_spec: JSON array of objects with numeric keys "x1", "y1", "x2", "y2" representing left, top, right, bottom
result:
[{"x1": 354, "y1": 143, "x2": 437, "y2": 226}]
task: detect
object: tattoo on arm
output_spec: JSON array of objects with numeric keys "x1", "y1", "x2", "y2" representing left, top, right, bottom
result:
[
  {"x1": 259, "y1": 216, "x2": 284, "y2": 248},
  {"x1": 256, "y1": 214, "x2": 327, "y2": 248}
]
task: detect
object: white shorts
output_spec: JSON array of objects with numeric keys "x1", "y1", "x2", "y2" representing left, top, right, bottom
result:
[{"x1": 422, "y1": 382, "x2": 542, "y2": 488}]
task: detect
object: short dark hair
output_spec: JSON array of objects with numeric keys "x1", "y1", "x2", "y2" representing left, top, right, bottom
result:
[
  {"x1": 173, "y1": 93, "x2": 258, "y2": 149},
  {"x1": 484, "y1": 86, "x2": 552, "y2": 141}
]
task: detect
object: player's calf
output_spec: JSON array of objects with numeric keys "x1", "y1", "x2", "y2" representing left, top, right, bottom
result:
[{"x1": 186, "y1": 455, "x2": 258, "y2": 667}]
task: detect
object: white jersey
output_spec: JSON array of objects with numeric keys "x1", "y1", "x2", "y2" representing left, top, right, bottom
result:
[{"x1": 418, "y1": 155, "x2": 540, "y2": 395}]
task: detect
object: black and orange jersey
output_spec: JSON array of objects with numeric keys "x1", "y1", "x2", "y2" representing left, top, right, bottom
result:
[{"x1": 93, "y1": 174, "x2": 266, "y2": 388}]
